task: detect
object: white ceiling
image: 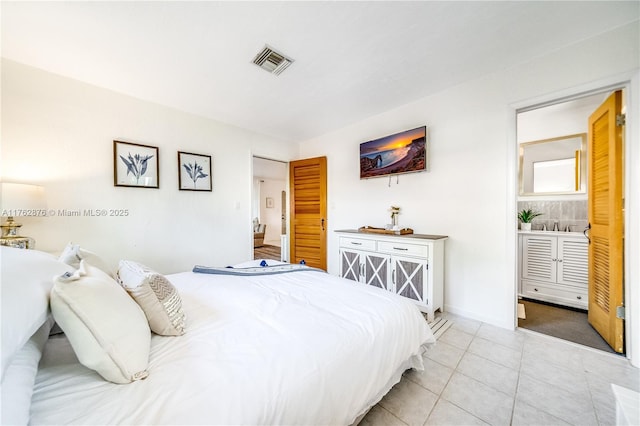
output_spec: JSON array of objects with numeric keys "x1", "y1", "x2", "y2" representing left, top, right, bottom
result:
[{"x1": 2, "y1": 1, "x2": 637, "y2": 143}]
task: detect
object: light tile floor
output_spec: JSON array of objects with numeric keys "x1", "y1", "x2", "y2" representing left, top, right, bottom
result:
[{"x1": 359, "y1": 313, "x2": 640, "y2": 426}]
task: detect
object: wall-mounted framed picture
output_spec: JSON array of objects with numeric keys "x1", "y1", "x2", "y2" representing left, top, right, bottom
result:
[
  {"x1": 178, "y1": 151, "x2": 212, "y2": 191},
  {"x1": 114, "y1": 140, "x2": 159, "y2": 188},
  {"x1": 359, "y1": 126, "x2": 428, "y2": 179},
  {"x1": 266, "y1": 197, "x2": 274, "y2": 208}
]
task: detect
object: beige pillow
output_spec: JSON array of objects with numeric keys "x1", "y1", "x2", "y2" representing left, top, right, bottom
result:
[
  {"x1": 117, "y1": 260, "x2": 186, "y2": 336},
  {"x1": 58, "y1": 242, "x2": 114, "y2": 277},
  {"x1": 50, "y1": 261, "x2": 151, "y2": 384}
]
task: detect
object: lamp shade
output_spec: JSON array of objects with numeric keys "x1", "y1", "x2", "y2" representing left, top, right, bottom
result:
[{"x1": 0, "y1": 183, "x2": 46, "y2": 215}]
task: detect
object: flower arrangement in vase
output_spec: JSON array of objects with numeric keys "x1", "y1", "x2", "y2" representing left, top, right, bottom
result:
[{"x1": 390, "y1": 206, "x2": 401, "y2": 230}]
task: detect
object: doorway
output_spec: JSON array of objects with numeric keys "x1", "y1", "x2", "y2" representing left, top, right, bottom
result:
[
  {"x1": 515, "y1": 89, "x2": 626, "y2": 354},
  {"x1": 252, "y1": 156, "x2": 288, "y2": 262}
]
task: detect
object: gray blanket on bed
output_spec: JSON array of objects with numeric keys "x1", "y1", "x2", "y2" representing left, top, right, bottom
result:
[{"x1": 192, "y1": 263, "x2": 325, "y2": 276}]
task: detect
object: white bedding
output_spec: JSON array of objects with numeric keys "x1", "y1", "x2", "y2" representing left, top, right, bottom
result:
[{"x1": 31, "y1": 267, "x2": 435, "y2": 425}]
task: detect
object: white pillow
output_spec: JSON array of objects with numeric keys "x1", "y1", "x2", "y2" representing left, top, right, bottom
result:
[
  {"x1": 50, "y1": 260, "x2": 151, "y2": 384},
  {"x1": 117, "y1": 260, "x2": 186, "y2": 336},
  {"x1": 0, "y1": 247, "x2": 73, "y2": 380},
  {"x1": 58, "y1": 242, "x2": 114, "y2": 277},
  {"x1": 1, "y1": 316, "x2": 54, "y2": 426}
]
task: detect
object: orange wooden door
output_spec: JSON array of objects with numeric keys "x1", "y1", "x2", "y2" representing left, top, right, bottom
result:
[
  {"x1": 587, "y1": 90, "x2": 624, "y2": 353},
  {"x1": 289, "y1": 156, "x2": 327, "y2": 270}
]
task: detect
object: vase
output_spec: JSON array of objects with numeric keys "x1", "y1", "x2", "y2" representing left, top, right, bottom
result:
[{"x1": 520, "y1": 222, "x2": 532, "y2": 231}]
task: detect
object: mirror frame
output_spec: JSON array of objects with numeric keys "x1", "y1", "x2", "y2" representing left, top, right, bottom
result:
[{"x1": 519, "y1": 133, "x2": 587, "y2": 196}]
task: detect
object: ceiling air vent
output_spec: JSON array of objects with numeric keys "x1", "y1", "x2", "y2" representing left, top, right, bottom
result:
[{"x1": 252, "y1": 45, "x2": 294, "y2": 76}]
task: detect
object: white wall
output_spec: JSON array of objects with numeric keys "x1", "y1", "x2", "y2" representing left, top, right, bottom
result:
[
  {"x1": 298, "y1": 23, "x2": 639, "y2": 332},
  {"x1": 517, "y1": 93, "x2": 604, "y2": 143},
  {"x1": 1, "y1": 59, "x2": 297, "y2": 273}
]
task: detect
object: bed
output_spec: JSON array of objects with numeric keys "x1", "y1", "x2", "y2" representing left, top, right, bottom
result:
[{"x1": 1, "y1": 246, "x2": 435, "y2": 425}]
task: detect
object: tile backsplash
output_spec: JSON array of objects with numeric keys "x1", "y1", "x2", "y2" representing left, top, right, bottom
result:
[{"x1": 517, "y1": 200, "x2": 588, "y2": 232}]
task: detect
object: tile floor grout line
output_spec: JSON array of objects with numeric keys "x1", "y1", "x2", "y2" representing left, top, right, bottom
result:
[
  {"x1": 379, "y1": 405, "x2": 408, "y2": 426},
  {"x1": 421, "y1": 325, "x2": 486, "y2": 426},
  {"x1": 509, "y1": 328, "x2": 528, "y2": 425},
  {"x1": 583, "y1": 368, "x2": 605, "y2": 426}
]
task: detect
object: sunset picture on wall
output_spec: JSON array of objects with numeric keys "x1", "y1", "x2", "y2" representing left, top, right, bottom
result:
[{"x1": 359, "y1": 126, "x2": 427, "y2": 179}]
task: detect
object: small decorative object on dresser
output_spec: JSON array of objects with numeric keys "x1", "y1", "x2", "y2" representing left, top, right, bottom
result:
[
  {"x1": 114, "y1": 140, "x2": 159, "y2": 188},
  {"x1": 390, "y1": 205, "x2": 401, "y2": 230},
  {"x1": 0, "y1": 183, "x2": 46, "y2": 249},
  {"x1": 336, "y1": 229, "x2": 447, "y2": 321},
  {"x1": 518, "y1": 208, "x2": 543, "y2": 231},
  {"x1": 178, "y1": 151, "x2": 212, "y2": 191}
]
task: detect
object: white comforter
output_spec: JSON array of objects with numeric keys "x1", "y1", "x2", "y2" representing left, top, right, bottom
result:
[{"x1": 31, "y1": 268, "x2": 435, "y2": 425}]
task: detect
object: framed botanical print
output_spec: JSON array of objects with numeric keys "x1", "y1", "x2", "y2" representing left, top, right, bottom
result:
[
  {"x1": 178, "y1": 151, "x2": 212, "y2": 191},
  {"x1": 114, "y1": 140, "x2": 159, "y2": 188}
]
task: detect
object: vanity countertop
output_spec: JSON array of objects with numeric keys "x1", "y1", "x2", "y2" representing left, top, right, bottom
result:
[{"x1": 518, "y1": 230, "x2": 587, "y2": 239}]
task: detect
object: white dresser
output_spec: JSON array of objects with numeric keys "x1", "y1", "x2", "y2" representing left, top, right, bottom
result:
[
  {"x1": 336, "y1": 230, "x2": 447, "y2": 321},
  {"x1": 518, "y1": 231, "x2": 589, "y2": 309}
]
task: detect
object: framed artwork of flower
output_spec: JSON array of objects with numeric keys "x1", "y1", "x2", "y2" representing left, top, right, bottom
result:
[
  {"x1": 178, "y1": 151, "x2": 212, "y2": 191},
  {"x1": 114, "y1": 140, "x2": 159, "y2": 188}
]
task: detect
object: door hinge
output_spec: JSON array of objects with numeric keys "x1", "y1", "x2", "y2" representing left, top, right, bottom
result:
[
  {"x1": 616, "y1": 113, "x2": 626, "y2": 127},
  {"x1": 616, "y1": 305, "x2": 625, "y2": 320}
]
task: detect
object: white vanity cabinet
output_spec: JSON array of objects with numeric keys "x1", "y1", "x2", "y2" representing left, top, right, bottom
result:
[
  {"x1": 519, "y1": 232, "x2": 588, "y2": 309},
  {"x1": 336, "y1": 230, "x2": 447, "y2": 321}
]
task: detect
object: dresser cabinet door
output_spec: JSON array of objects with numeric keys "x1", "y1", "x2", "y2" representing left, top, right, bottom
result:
[
  {"x1": 339, "y1": 249, "x2": 361, "y2": 282},
  {"x1": 362, "y1": 253, "x2": 391, "y2": 290},
  {"x1": 557, "y1": 237, "x2": 588, "y2": 287},
  {"x1": 521, "y1": 235, "x2": 557, "y2": 283},
  {"x1": 392, "y1": 256, "x2": 428, "y2": 305}
]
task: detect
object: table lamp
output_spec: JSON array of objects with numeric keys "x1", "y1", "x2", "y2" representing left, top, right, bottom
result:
[{"x1": 0, "y1": 183, "x2": 46, "y2": 249}]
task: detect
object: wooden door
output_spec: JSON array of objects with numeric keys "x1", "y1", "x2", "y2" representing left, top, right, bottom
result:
[
  {"x1": 289, "y1": 156, "x2": 327, "y2": 270},
  {"x1": 588, "y1": 90, "x2": 624, "y2": 353}
]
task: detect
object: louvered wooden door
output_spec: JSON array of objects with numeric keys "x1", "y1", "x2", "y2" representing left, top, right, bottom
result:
[
  {"x1": 289, "y1": 156, "x2": 327, "y2": 270},
  {"x1": 588, "y1": 90, "x2": 624, "y2": 353}
]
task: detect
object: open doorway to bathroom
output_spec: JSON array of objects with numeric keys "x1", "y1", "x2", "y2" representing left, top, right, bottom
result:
[
  {"x1": 252, "y1": 156, "x2": 288, "y2": 262},
  {"x1": 516, "y1": 89, "x2": 626, "y2": 355}
]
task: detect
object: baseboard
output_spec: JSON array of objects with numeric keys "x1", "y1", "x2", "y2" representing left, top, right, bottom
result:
[{"x1": 444, "y1": 303, "x2": 515, "y2": 330}]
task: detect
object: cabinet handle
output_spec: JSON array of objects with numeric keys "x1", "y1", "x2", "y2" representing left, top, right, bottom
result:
[
  {"x1": 557, "y1": 259, "x2": 563, "y2": 263},
  {"x1": 577, "y1": 296, "x2": 582, "y2": 300},
  {"x1": 393, "y1": 247, "x2": 408, "y2": 251},
  {"x1": 534, "y1": 288, "x2": 538, "y2": 292},
  {"x1": 351, "y1": 242, "x2": 362, "y2": 245}
]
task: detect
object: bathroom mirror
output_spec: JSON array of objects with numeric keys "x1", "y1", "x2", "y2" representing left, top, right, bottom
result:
[{"x1": 519, "y1": 133, "x2": 586, "y2": 195}]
